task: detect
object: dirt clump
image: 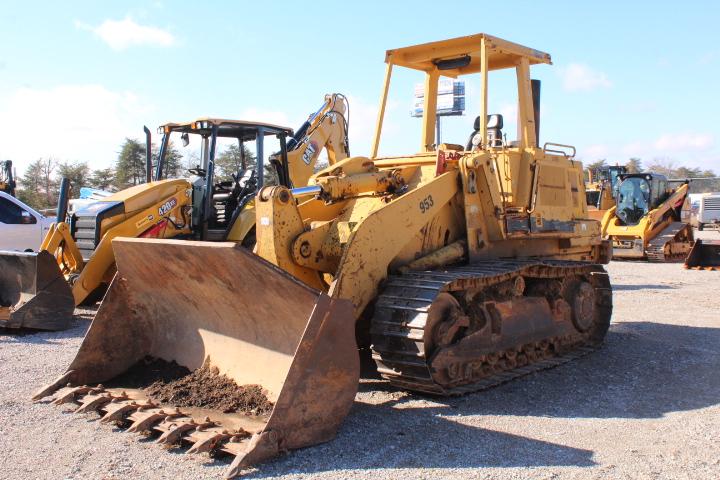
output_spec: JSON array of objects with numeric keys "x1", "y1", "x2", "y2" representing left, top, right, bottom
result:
[
  {"x1": 106, "y1": 356, "x2": 190, "y2": 389},
  {"x1": 109, "y1": 356, "x2": 274, "y2": 415}
]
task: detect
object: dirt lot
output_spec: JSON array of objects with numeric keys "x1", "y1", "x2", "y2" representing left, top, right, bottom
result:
[{"x1": 1, "y1": 231, "x2": 719, "y2": 480}]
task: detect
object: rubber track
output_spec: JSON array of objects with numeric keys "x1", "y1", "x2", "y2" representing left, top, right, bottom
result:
[
  {"x1": 370, "y1": 260, "x2": 609, "y2": 396},
  {"x1": 646, "y1": 222, "x2": 691, "y2": 262}
]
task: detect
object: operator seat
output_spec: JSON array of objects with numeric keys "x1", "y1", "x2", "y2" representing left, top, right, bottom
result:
[{"x1": 465, "y1": 114, "x2": 504, "y2": 150}]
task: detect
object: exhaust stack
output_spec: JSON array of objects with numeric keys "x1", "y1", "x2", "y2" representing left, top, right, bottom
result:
[
  {"x1": 531, "y1": 79, "x2": 541, "y2": 146},
  {"x1": 144, "y1": 126, "x2": 153, "y2": 183}
]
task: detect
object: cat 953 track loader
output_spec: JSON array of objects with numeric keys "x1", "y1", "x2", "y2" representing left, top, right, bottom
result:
[
  {"x1": 36, "y1": 34, "x2": 613, "y2": 477},
  {"x1": 1, "y1": 94, "x2": 349, "y2": 330}
]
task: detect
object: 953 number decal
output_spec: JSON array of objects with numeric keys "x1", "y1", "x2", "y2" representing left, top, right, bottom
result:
[{"x1": 419, "y1": 195, "x2": 434, "y2": 213}]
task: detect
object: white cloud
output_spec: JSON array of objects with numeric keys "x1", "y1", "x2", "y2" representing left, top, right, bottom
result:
[
  {"x1": 654, "y1": 133, "x2": 714, "y2": 151},
  {"x1": 0, "y1": 85, "x2": 153, "y2": 173},
  {"x1": 76, "y1": 17, "x2": 175, "y2": 51},
  {"x1": 559, "y1": 63, "x2": 612, "y2": 92}
]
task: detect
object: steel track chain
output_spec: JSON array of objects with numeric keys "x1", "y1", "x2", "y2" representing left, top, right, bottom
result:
[{"x1": 370, "y1": 260, "x2": 610, "y2": 396}]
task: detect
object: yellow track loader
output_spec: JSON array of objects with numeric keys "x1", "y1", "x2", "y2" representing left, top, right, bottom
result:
[
  {"x1": 600, "y1": 173, "x2": 694, "y2": 261},
  {"x1": 1, "y1": 97, "x2": 350, "y2": 330},
  {"x1": 36, "y1": 34, "x2": 612, "y2": 476}
]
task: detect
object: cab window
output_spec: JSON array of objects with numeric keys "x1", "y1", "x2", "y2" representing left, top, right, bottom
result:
[{"x1": 0, "y1": 197, "x2": 37, "y2": 224}]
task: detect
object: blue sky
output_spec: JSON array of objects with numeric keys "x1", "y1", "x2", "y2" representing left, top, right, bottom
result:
[{"x1": 1, "y1": 0, "x2": 719, "y2": 176}]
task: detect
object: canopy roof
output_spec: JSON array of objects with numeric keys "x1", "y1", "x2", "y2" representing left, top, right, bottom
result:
[
  {"x1": 159, "y1": 118, "x2": 293, "y2": 141},
  {"x1": 385, "y1": 33, "x2": 551, "y2": 76}
]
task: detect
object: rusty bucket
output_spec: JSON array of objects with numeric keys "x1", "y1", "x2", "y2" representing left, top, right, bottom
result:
[
  {"x1": 34, "y1": 238, "x2": 359, "y2": 477},
  {"x1": 0, "y1": 250, "x2": 74, "y2": 330}
]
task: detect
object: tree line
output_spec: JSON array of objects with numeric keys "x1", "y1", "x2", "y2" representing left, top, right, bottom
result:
[
  {"x1": 16, "y1": 138, "x2": 258, "y2": 211},
  {"x1": 585, "y1": 157, "x2": 720, "y2": 193}
]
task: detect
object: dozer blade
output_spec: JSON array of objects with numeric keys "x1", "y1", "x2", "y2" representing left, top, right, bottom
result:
[
  {"x1": 34, "y1": 238, "x2": 359, "y2": 477},
  {"x1": 0, "y1": 250, "x2": 74, "y2": 330},
  {"x1": 684, "y1": 240, "x2": 720, "y2": 270}
]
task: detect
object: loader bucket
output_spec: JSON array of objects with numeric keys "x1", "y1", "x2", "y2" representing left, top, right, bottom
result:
[
  {"x1": 0, "y1": 250, "x2": 74, "y2": 330},
  {"x1": 33, "y1": 238, "x2": 359, "y2": 477},
  {"x1": 684, "y1": 240, "x2": 720, "y2": 270}
]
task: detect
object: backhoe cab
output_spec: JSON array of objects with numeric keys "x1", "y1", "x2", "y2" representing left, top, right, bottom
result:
[{"x1": 155, "y1": 119, "x2": 293, "y2": 243}]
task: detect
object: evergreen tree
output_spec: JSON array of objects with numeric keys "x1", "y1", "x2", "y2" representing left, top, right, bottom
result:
[
  {"x1": 114, "y1": 138, "x2": 146, "y2": 188},
  {"x1": 215, "y1": 144, "x2": 257, "y2": 182},
  {"x1": 16, "y1": 158, "x2": 58, "y2": 210},
  {"x1": 151, "y1": 141, "x2": 184, "y2": 179},
  {"x1": 586, "y1": 159, "x2": 607, "y2": 171},
  {"x1": 625, "y1": 158, "x2": 642, "y2": 173},
  {"x1": 88, "y1": 168, "x2": 116, "y2": 191},
  {"x1": 57, "y1": 161, "x2": 90, "y2": 199}
]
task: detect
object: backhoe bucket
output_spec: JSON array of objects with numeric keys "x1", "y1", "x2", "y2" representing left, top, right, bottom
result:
[
  {"x1": 684, "y1": 240, "x2": 720, "y2": 270},
  {"x1": 33, "y1": 238, "x2": 359, "y2": 477},
  {"x1": 0, "y1": 250, "x2": 74, "y2": 330}
]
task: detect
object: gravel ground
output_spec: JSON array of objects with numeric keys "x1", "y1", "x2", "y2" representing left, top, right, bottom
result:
[{"x1": 1, "y1": 231, "x2": 719, "y2": 480}]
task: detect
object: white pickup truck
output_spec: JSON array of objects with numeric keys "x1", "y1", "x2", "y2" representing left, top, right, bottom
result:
[{"x1": 0, "y1": 191, "x2": 54, "y2": 251}]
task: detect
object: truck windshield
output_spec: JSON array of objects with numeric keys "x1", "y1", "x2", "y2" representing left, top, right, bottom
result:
[{"x1": 616, "y1": 177, "x2": 650, "y2": 225}]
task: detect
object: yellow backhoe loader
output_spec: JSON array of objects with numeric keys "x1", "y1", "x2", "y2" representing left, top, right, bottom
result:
[
  {"x1": 35, "y1": 34, "x2": 612, "y2": 477},
  {"x1": 1, "y1": 94, "x2": 349, "y2": 330},
  {"x1": 585, "y1": 165, "x2": 626, "y2": 220},
  {"x1": 600, "y1": 172, "x2": 694, "y2": 261},
  {"x1": 0, "y1": 160, "x2": 16, "y2": 197}
]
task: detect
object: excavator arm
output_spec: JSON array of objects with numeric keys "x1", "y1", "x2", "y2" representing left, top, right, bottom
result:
[{"x1": 284, "y1": 93, "x2": 350, "y2": 187}]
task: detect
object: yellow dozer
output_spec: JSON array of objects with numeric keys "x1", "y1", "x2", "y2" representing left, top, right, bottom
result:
[
  {"x1": 2, "y1": 95, "x2": 350, "y2": 330},
  {"x1": 600, "y1": 173, "x2": 694, "y2": 261},
  {"x1": 36, "y1": 34, "x2": 613, "y2": 477}
]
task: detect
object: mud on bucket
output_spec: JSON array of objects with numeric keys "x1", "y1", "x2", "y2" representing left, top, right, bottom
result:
[{"x1": 34, "y1": 238, "x2": 359, "y2": 477}]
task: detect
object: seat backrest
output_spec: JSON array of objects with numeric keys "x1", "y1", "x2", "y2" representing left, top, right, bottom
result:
[{"x1": 465, "y1": 114, "x2": 504, "y2": 150}]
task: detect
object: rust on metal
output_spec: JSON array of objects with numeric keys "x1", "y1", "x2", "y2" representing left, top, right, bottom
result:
[
  {"x1": 0, "y1": 250, "x2": 74, "y2": 330},
  {"x1": 34, "y1": 238, "x2": 359, "y2": 478}
]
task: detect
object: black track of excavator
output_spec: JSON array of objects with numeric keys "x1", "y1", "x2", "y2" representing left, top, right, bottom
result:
[{"x1": 370, "y1": 260, "x2": 612, "y2": 395}]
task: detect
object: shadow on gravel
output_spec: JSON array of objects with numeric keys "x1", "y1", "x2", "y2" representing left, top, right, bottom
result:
[
  {"x1": 237, "y1": 322, "x2": 720, "y2": 478},
  {"x1": 362, "y1": 322, "x2": 720, "y2": 420},
  {"x1": 242, "y1": 404, "x2": 596, "y2": 478},
  {"x1": 612, "y1": 283, "x2": 677, "y2": 291},
  {"x1": 0, "y1": 315, "x2": 91, "y2": 344}
]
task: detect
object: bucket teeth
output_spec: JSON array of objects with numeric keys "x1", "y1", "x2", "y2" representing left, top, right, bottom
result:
[
  {"x1": 51, "y1": 386, "x2": 98, "y2": 405},
  {"x1": 154, "y1": 418, "x2": 198, "y2": 445},
  {"x1": 127, "y1": 408, "x2": 182, "y2": 433},
  {"x1": 186, "y1": 429, "x2": 233, "y2": 455},
  {"x1": 75, "y1": 393, "x2": 115, "y2": 413},
  {"x1": 100, "y1": 400, "x2": 149, "y2": 423},
  {"x1": 32, "y1": 371, "x2": 75, "y2": 402}
]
